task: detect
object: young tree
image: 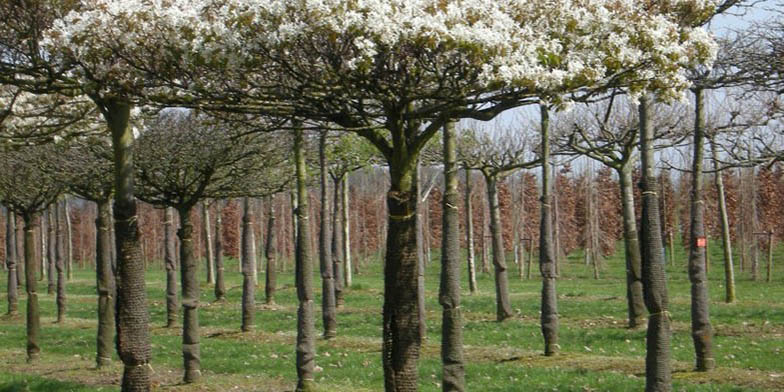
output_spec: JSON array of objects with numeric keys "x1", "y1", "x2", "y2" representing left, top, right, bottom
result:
[
  {"x1": 5, "y1": 207, "x2": 18, "y2": 315},
  {"x1": 319, "y1": 131, "x2": 337, "y2": 339}
]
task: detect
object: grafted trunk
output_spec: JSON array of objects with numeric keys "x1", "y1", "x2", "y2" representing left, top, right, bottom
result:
[
  {"x1": 214, "y1": 204, "x2": 226, "y2": 301},
  {"x1": 241, "y1": 197, "x2": 256, "y2": 332},
  {"x1": 6, "y1": 209, "x2": 18, "y2": 315},
  {"x1": 176, "y1": 208, "x2": 201, "y2": 383},
  {"x1": 55, "y1": 201, "x2": 66, "y2": 323},
  {"x1": 202, "y1": 202, "x2": 214, "y2": 285},
  {"x1": 485, "y1": 175, "x2": 514, "y2": 321},
  {"x1": 639, "y1": 97, "x2": 672, "y2": 392},
  {"x1": 440, "y1": 121, "x2": 466, "y2": 391},
  {"x1": 164, "y1": 207, "x2": 178, "y2": 328},
  {"x1": 710, "y1": 140, "x2": 735, "y2": 303},
  {"x1": 539, "y1": 105, "x2": 559, "y2": 357},
  {"x1": 464, "y1": 168, "x2": 477, "y2": 294},
  {"x1": 23, "y1": 213, "x2": 41, "y2": 362},
  {"x1": 342, "y1": 175, "x2": 352, "y2": 288},
  {"x1": 265, "y1": 196, "x2": 278, "y2": 305},
  {"x1": 332, "y1": 178, "x2": 345, "y2": 307},
  {"x1": 105, "y1": 101, "x2": 150, "y2": 391},
  {"x1": 319, "y1": 132, "x2": 337, "y2": 339},
  {"x1": 47, "y1": 209, "x2": 55, "y2": 295},
  {"x1": 619, "y1": 167, "x2": 645, "y2": 328},
  {"x1": 294, "y1": 128, "x2": 316, "y2": 392},
  {"x1": 95, "y1": 200, "x2": 115, "y2": 368},
  {"x1": 688, "y1": 88, "x2": 714, "y2": 372}
]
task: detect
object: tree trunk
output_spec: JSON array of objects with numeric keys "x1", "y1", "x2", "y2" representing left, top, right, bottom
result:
[
  {"x1": 95, "y1": 200, "x2": 115, "y2": 368},
  {"x1": 539, "y1": 105, "x2": 559, "y2": 357},
  {"x1": 766, "y1": 232, "x2": 773, "y2": 283},
  {"x1": 202, "y1": 202, "x2": 214, "y2": 285},
  {"x1": 164, "y1": 207, "x2": 178, "y2": 328},
  {"x1": 214, "y1": 203, "x2": 225, "y2": 301},
  {"x1": 265, "y1": 196, "x2": 278, "y2": 305},
  {"x1": 15, "y1": 215, "x2": 23, "y2": 291},
  {"x1": 47, "y1": 209, "x2": 55, "y2": 295},
  {"x1": 485, "y1": 175, "x2": 514, "y2": 321},
  {"x1": 104, "y1": 101, "x2": 151, "y2": 391},
  {"x1": 294, "y1": 128, "x2": 317, "y2": 392},
  {"x1": 291, "y1": 191, "x2": 298, "y2": 275},
  {"x1": 440, "y1": 121, "x2": 466, "y2": 391},
  {"x1": 23, "y1": 213, "x2": 41, "y2": 362},
  {"x1": 55, "y1": 200, "x2": 66, "y2": 323},
  {"x1": 64, "y1": 197, "x2": 73, "y2": 280},
  {"x1": 710, "y1": 140, "x2": 735, "y2": 303},
  {"x1": 619, "y1": 166, "x2": 646, "y2": 328},
  {"x1": 39, "y1": 213, "x2": 45, "y2": 282},
  {"x1": 342, "y1": 175, "x2": 352, "y2": 288},
  {"x1": 464, "y1": 168, "x2": 477, "y2": 294},
  {"x1": 688, "y1": 88, "x2": 715, "y2": 372},
  {"x1": 6, "y1": 209, "x2": 18, "y2": 315},
  {"x1": 639, "y1": 97, "x2": 673, "y2": 392},
  {"x1": 241, "y1": 197, "x2": 257, "y2": 332},
  {"x1": 319, "y1": 132, "x2": 338, "y2": 339},
  {"x1": 332, "y1": 178, "x2": 345, "y2": 307},
  {"x1": 415, "y1": 161, "x2": 427, "y2": 341},
  {"x1": 176, "y1": 208, "x2": 201, "y2": 383}
]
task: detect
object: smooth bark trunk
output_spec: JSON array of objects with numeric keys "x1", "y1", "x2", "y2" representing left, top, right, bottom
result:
[
  {"x1": 214, "y1": 204, "x2": 225, "y2": 301},
  {"x1": 177, "y1": 209, "x2": 201, "y2": 383},
  {"x1": 55, "y1": 201, "x2": 66, "y2": 323},
  {"x1": 265, "y1": 196, "x2": 278, "y2": 305},
  {"x1": 539, "y1": 105, "x2": 559, "y2": 356},
  {"x1": 6, "y1": 209, "x2": 18, "y2": 315},
  {"x1": 710, "y1": 140, "x2": 735, "y2": 303},
  {"x1": 639, "y1": 97, "x2": 673, "y2": 392},
  {"x1": 464, "y1": 168, "x2": 477, "y2": 294},
  {"x1": 24, "y1": 214, "x2": 41, "y2": 362},
  {"x1": 294, "y1": 129, "x2": 316, "y2": 392},
  {"x1": 47, "y1": 209, "x2": 55, "y2": 295},
  {"x1": 485, "y1": 175, "x2": 514, "y2": 321},
  {"x1": 95, "y1": 201, "x2": 115, "y2": 368},
  {"x1": 342, "y1": 175, "x2": 352, "y2": 288},
  {"x1": 319, "y1": 132, "x2": 337, "y2": 339},
  {"x1": 619, "y1": 167, "x2": 646, "y2": 328},
  {"x1": 164, "y1": 207, "x2": 178, "y2": 328},
  {"x1": 65, "y1": 197, "x2": 73, "y2": 280},
  {"x1": 440, "y1": 122, "x2": 466, "y2": 391},
  {"x1": 202, "y1": 202, "x2": 214, "y2": 285},
  {"x1": 105, "y1": 101, "x2": 151, "y2": 391},
  {"x1": 241, "y1": 197, "x2": 256, "y2": 332},
  {"x1": 332, "y1": 178, "x2": 345, "y2": 307}
]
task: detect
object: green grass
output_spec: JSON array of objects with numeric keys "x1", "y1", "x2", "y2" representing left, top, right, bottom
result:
[{"x1": 0, "y1": 237, "x2": 782, "y2": 391}]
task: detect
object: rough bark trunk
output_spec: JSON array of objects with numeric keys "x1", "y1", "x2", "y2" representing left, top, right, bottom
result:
[
  {"x1": 23, "y1": 214, "x2": 41, "y2": 362},
  {"x1": 6, "y1": 209, "x2": 18, "y2": 315},
  {"x1": 202, "y1": 202, "x2": 214, "y2": 285},
  {"x1": 639, "y1": 97, "x2": 673, "y2": 392},
  {"x1": 342, "y1": 175, "x2": 352, "y2": 288},
  {"x1": 319, "y1": 132, "x2": 338, "y2": 339},
  {"x1": 105, "y1": 101, "x2": 151, "y2": 391},
  {"x1": 619, "y1": 167, "x2": 646, "y2": 328},
  {"x1": 164, "y1": 207, "x2": 178, "y2": 328},
  {"x1": 440, "y1": 121, "x2": 466, "y2": 391},
  {"x1": 55, "y1": 200, "x2": 66, "y2": 323},
  {"x1": 485, "y1": 175, "x2": 514, "y2": 321},
  {"x1": 710, "y1": 140, "x2": 735, "y2": 303},
  {"x1": 265, "y1": 196, "x2": 278, "y2": 305},
  {"x1": 214, "y1": 204, "x2": 225, "y2": 301},
  {"x1": 177, "y1": 208, "x2": 201, "y2": 383},
  {"x1": 332, "y1": 177, "x2": 345, "y2": 307},
  {"x1": 464, "y1": 168, "x2": 477, "y2": 294},
  {"x1": 241, "y1": 197, "x2": 256, "y2": 332},
  {"x1": 95, "y1": 200, "x2": 115, "y2": 368},
  {"x1": 688, "y1": 88, "x2": 715, "y2": 372},
  {"x1": 539, "y1": 105, "x2": 559, "y2": 357},
  {"x1": 294, "y1": 128, "x2": 316, "y2": 392}
]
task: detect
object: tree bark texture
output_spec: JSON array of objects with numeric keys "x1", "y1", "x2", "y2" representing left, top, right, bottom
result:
[
  {"x1": 342, "y1": 175, "x2": 352, "y2": 288},
  {"x1": 164, "y1": 207, "x2": 178, "y2": 328},
  {"x1": 539, "y1": 105, "x2": 559, "y2": 356},
  {"x1": 96, "y1": 201, "x2": 115, "y2": 368},
  {"x1": 294, "y1": 129, "x2": 316, "y2": 392},
  {"x1": 202, "y1": 202, "x2": 214, "y2": 285},
  {"x1": 332, "y1": 178, "x2": 345, "y2": 307},
  {"x1": 24, "y1": 214, "x2": 41, "y2": 362},
  {"x1": 688, "y1": 88, "x2": 715, "y2": 372},
  {"x1": 6, "y1": 209, "x2": 18, "y2": 315},
  {"x1": 619, "y1": 167, "x2": 646, "y2": 328},
  {"x1": 265, "y1": 197, "x2": 278, "y2": 305},
  {"x1": 464, "y1": 168, "x2": 477, "y2": 294},
  {"x1": 319, "y1": 132, "x2": 337, "y2": 339},
  {"x1": 440, "y1": 121, "x2": 466, "y2": 391},
  {"x1": 241, "y1": 197, "x2": 256, "y2": 332},
  {"x1": 486, "y1": 175, "x2": 514, "y2": 321},
  {"x1": 106, "y1": 101, "x2": 151, "y2": 392},
  {"x1": 639, "y1": 97, "x2": 673, "y2": 392},
  {"x1": 214, "y1": 204, "x2": 226, "y2": 301},
  {"x1": 176, "y1": 209, "x2": 201, "y2": 383},
  {"x1": 55, "y1": 200, "x2": 66, "y2": 323},
  {"x1": 16, "y1": 217, "x2": 23, "y2": 288},
  {"x1": 47, "y1": 209, "x2": 55, "y2": 295}
]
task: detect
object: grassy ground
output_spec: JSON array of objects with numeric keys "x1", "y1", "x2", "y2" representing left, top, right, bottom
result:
[{"x1": 0, "y1": 239, "x2": 782, "y2": 391}]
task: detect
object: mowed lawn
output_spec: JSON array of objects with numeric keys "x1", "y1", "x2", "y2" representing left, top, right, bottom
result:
[{"x1": 0, "y1": 240, "x2": 783, "y2": 391}]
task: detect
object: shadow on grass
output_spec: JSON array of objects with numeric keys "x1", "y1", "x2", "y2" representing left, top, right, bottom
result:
[{"x1": 0, "y1": 375, "x2": 97, "y2": 392}]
